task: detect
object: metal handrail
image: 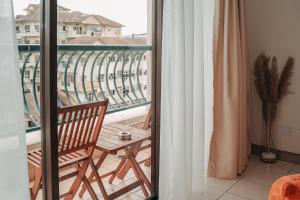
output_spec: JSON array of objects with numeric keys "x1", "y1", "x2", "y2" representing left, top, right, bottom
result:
[{"x1": 18, "y1": 44, "x2": 152, "y2": 133}]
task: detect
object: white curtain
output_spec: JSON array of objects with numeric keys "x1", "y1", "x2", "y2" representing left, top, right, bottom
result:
[
  {"x1": 0, "y1": 1, "x2": 30, "y2": 199},
  {"x1": 159, "y1": 0, "x2": 214, "y2": 199}
]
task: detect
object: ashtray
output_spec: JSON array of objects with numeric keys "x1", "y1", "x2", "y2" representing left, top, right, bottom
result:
[{"x1": 118, "y1": 131, "x2": 132, "y2": 140}]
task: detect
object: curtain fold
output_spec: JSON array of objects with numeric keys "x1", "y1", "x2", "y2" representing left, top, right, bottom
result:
[
  {"x1": 0, "y1": 0, "x2": 29, "y2": 199},
  {"x1": 159, "y1": 0, "x2": 214, "y2": 199},
  {"x1": 208, "y1": 0, "x2": 250, "y2": 179}
]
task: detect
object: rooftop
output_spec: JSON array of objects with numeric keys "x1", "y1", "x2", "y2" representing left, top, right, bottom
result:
[
  {"x1": 16, "y1": 4, "x2": 124, "y2": 28},
  {"x1": 66, "y1": 36, "x2": 147, "y2": 45},
  {"x1": 23, "y1": 4, "x2": 70, "y2": 12}
]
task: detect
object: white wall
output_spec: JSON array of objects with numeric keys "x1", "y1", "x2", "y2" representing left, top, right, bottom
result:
[{"x1": 246, "y1": 0, "x2": 300, "y2": 154}]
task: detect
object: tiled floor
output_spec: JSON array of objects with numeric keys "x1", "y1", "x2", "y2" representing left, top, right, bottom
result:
[
  {"x1": 204, "y1": 155, "x2": 300, "y2": 200},
  {"x1": 34, "y1": 146, "x2": 152, "y2": 200},
  {"x1": 33, "y1": 154, "x2": 300, "y2": 200}
]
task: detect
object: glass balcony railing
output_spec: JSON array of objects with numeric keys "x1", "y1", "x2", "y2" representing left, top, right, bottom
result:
[{"x1": 18, "y1": 44, "x2": 152, "y2": 133}]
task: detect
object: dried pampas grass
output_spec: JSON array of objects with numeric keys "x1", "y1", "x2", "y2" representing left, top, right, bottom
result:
[
  {"x1": 253, "y1": 53, "x2": 294, "y2": 106},
  {"x1": 253, "y1": 53, "x2": 294, "y2": 155}
]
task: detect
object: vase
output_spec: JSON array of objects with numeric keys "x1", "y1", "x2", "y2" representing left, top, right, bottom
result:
[{"x1": 261, "y1": 102, "x2": 277, "y2": 163}]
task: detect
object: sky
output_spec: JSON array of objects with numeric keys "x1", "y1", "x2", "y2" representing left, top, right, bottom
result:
[{"x1": 13, "y1": 0, "x2": 148, "y2": 35}]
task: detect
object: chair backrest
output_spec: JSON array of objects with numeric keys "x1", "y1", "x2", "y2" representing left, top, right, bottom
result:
[
  {"x1": 57, "y1": 99, "x2": 108, "y2": 156},
  {"x1": 57, "y1": 90, "x2": 70, "y2": 107},
  {"x1": 58, "y1": 90, "x2": 77, "y2": 106},
  {"x1": 143, "y1": 105, "x2": 152, "y2": 130}
]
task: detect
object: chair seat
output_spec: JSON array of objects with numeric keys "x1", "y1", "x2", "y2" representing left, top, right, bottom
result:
[{"x1": 27, "y1": 148, "x2": 89, "y2": 169}]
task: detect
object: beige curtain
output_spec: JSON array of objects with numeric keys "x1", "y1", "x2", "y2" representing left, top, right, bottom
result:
[{"x1": 208, "y1": 0, "x2": 250, "y2": 179}]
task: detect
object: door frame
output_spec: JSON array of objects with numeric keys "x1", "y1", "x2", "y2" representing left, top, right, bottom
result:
[
  {"x1": 40, "y1": 0, "x2": 59, "y2": 199},
  {"x1": 150, "y1": 0, "x2": 163, "y2": 199},
  {"x1": 40, "y1": 0, "x2": 163, "y2": 199}
]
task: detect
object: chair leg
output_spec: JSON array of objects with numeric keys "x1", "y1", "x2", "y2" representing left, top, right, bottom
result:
[
  {"x1": 90, "y1": 159, "x2": 109, "y2": 200},
  {"x1": 64, "y1": 160, "x2": 90, "y2": 200},
  {"x1": 130, "y1": 153, "x2": 151, "y2": 190},
  {"x1": 82, "y1": 175, "x2": 98, "y2": 200},
  {"x1": 117, "y1": 144, "x2": 141, "y2": 180},
  {"x1": 79, "y1": 152, "x2": 107, "y2": 198},
  {"x1": 31, "y1": 167, "x2": 42, "y2": 200},
  {"x1": 30, "y1": 189, "x2": 33, "y2": 200},
  {"x1": 108, "y1": 151, "x2": 130, "y2": 184},
  {"x1": 129, "y1": 159, "x2": 148, "y2": 198},
  {"x1": 116, "y1": 160, "x2": 131, "y2": 180},
  {"x1": 144, "y1": 156, "x2": 151, "y2": 167}
]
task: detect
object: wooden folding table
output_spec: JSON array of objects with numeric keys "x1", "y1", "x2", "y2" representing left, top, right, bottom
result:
[{"x1": 79, "y1": 122, "x2": 151, "y2": 200}]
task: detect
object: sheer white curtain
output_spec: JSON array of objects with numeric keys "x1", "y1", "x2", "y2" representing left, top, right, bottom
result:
[
  {"x1": 0, "y1": 0, "x2": 29, "y2": 199},
  {"x1": 159, "y1": 0, "x2": 214, "y2": 199}
]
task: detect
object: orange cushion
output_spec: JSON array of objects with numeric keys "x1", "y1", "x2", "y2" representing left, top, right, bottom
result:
[{"x1": 269, "y1": 174, "x2": 300, "y2": 200}]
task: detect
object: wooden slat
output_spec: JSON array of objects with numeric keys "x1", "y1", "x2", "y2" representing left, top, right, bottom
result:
[
  {"x1": 27, "y1": 158, "x2": 40, "y2": 167},
  {"x1": 101, "y1": 134, "x2": 143, "y2": 146},
  {"x1": 143, "y1": 105, "x2": 152, "y2": 130},
  {"x1": 31, "y1": 151, "x2": 41, "y2": 159},
  {"x1": 95, "y1": 122, "x2": 151, "y2": 152},
  {"x1": 107, "y1": 180, "x2": 144, "y2": 200},
  {"x1": 75, "y1": 108, "x2": 89, "y2": 148},
  {"x1": 28, "y1": 149, "x2": 89, "y2": 169},
  {"x1": 129, "y1": 122, "x2": 144, "y2": 129},
  {"x1": 34, "y1": 149, "x2": 42, "y2": 155},
  {"x1": 106, "y1": 123, "x2": 149, "y2": 137},
  {"x1": 58, "y1": 101, "x2": 108, "y2": 114},
  {"x1": 27, "y1": 154, "x2": 40, "y2": 166},
  {"x1": 81, "y1": 108, "x2": 93, "y2": 146},
  {"x1": 59, "y1": 155, "x2": 69, "y2": 162},
  {"x1": 97, "y1": 140, "x2": 119, "y2": 149},
  {"x1": 102, "y1": 124, "x2": 127, "y2": 132},
  {"x1": 58, "y1": 112, "x2": 67, "y2": 143},
  {"x1": 65, "y1": 110, "x2": 78, "y2": 151},
  {"x1": 101, "y1": 126, "x2": 145, "y2": 139},
  {"x1": 60, "y1": 112, "x2": 72, "y2": 152},
  {"x1": 70, "y1": 109, "x2": 84, "y2": 149},
  {"x1": 107, "y1": 123, "x2": 136, "y2": 130},
  {"x1": 89, "y1": 107, "x2": 106, "y2": 146},
  {"x1": 59, "y1": 170, "x2": 78, "y2": 182},
  {"x1": 85, "y1": 107, "x2": 99, "y2": 145}
]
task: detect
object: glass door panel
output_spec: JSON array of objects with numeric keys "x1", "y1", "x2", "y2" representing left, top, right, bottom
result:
[{"x1": 57, "y1": 0, "x2": 153, "y2": 199}]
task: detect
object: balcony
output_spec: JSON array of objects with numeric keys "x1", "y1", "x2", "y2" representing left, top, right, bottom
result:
[
  {"x1": 19, "y1": 44, "x2": 151, "y2": 132},
  {"x1": 19, "y1": 44, "x2": 152, "y2": 199}
]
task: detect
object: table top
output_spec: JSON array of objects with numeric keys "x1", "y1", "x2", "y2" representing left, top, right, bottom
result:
[{"x1": 96, "y1": 122, "x2": 151, "y2": 153}]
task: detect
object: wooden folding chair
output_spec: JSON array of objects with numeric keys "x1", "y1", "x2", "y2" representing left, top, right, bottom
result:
[
  {"x1": 129, "y1": 105, "x2": 152, "y2": 131},
  {"x1": 27, "y1": 100, "x2": 108, "y2": 200}
]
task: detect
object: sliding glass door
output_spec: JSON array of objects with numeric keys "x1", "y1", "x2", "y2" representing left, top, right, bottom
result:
[
  {"x1": 55, "y1": 0, "x2": 158, "y2": 199},
  {"x1": 11, "y1": 0, "x2": 162, "y2": 199},
  {"x1": 9, "y1": 0, "x2": 162, "y2": 199}
]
